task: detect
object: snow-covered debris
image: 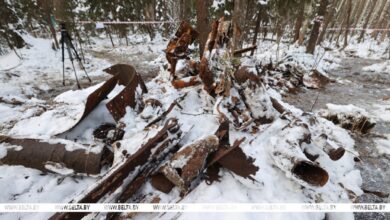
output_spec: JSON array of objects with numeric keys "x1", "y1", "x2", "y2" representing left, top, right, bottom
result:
[
  {"x1": 0, "y1": 19, "x2": 368, "y2": 220},
  {"x1": 362, "y1": 60, "x2": 390, "y2": 73},
  {"x1": 318, "y1": 104, "x2": 376, "y2": 134}
]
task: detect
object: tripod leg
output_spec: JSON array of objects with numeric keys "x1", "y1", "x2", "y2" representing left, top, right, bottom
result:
[
  {"x1": 70, "y1": 59, "x2": 81, "y2": 89},
  {"x1": 66, "y1": 41, "x2": 81, "y2": 89},
  {"x1": 68, "y1": 38, "x2": 92, "y2": 83},
  {"x1": 61, "y1": 35, "x2": 65, "y2": 86}
]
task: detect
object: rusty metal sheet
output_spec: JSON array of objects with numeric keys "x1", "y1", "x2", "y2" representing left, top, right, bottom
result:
[
  {"x1": 104, "y1": 64, "x2": 148, "y2": 121},
  {"x1": 0, "y1": 135, "x2": 108, "y2": 174}
]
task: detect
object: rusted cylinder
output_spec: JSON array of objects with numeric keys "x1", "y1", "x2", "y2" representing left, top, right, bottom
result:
[
  {"x1": 269, "y1": 125, "x2": 329, "y2": 187},
  {"x1": 0, "y1": 136, "x2": 108, "y2": 174}
]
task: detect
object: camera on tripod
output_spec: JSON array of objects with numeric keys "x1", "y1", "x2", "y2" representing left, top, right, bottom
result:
[{"x1": 60, "y1": 22, "x2": 91, "y2": 89}]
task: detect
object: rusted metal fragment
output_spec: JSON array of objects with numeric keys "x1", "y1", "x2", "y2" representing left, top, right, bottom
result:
[
  {"x1": 234, "y1": 66, "x2": 260, "y2": 85},
  {"x1": 270, "y1": 122, "x2": 329, "y2": 187},
  {"x1": 303, "y1": 69, "x2": 329, "y2": 89},
  {"x1": 270, "y1": 97, "x2": 286, "y2": 114},
  {"x1": 292, "y1": 161, "x2": 329, "y2": 187},
  {"x1": 362, "y1": 188, "x2": 390, "y2": 198},
  {"x1": 207, "y1": 137, "x2": 258, "y2": 181},
  {"x1": 0, "y1": 136, "x2": 109, "y2": 175},
  {"x1": 93, "y1": 123, "x2": 125, "y2": 145},
  {"x1": 165, "y1": 21, "x2": 198, "y2": 76},
  {"x1": 146, "y1": 101, "x2": 180, "y2": 128},
  {"x1": 56, "y1": 75, "x2": 119, "y2": 136},
  {"x1": 54, "y1": 64, "x2": 147, "y2": 135},
  {"x1": 160, "y1": 135, "x2": 219, "y2": 195},
  {"x1": 151, "y1": 173, "x2": 175, "y2": 193},
  {"x1": 199, "y1": 57, "x2": 216, "y2": 97},
  {"x1": 204, "y1": 164, "x2": 222, "y2": 184},
  {"x1": 104, "y1": 64, "x2": 148, "y2": 121},
  {"x1": 49, "y1": 118, "x2": 181, "y2": 220},
  {"x1": 171, "y1": 76, "x2": 201, "y2": 89},
  {"x1": 313, "y1": 134, "x2": 345, "y2": 161}
]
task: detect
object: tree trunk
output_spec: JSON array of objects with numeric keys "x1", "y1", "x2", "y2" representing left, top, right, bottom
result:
[
  {"x1": 317, "y1": 0, "x2": 338, "y2": 45},
  {"x1": 232, "y1": 0, "x2": 248, "y2": 51},
  {"x1": 298, "y1": 1, "x2": 312, "y2": 45},
  {"x1": 251, "y1": 7, "x2": 262, "y2": 56},
  {"x1": 306, "y1": 0, "x2": 328, "y2": 54},
  {"x1": 105, "y1": 26, "x2": 115, "y2": 47},
  {"x1": 342, "y1": 0, "x2": 352, "y2": 49},
  {"x1": 369, "y1": 0, "x2": 387, "y2": 33},
  {"x1": 196, "y1": 0, "x2": 210, "y2": 58},
  {"x1": 180, "y1": 0, "x2": 192, "y2": 21},
  {"x1": 293, "y1": 0, "x2": 305, "y2": 43},
  {"x1": 358, "y1": 0, "x2": 377, "y2": 43},
  {"x1": 372, "y1": 1, "x2": 390, "y2": 40}
]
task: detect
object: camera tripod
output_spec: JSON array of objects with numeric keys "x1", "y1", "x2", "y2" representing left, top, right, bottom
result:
[{"x1": 60, "y1": 23, "x2": 91, "y2": 89}]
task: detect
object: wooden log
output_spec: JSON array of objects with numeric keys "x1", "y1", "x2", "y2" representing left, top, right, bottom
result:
[{"x1": 233, "y1": 45, "x2": 257, "y2": 56}]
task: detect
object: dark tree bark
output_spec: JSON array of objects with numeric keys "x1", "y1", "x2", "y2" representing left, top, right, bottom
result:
[
  {"x1": 306, "y1": 0, "x2": 328, "y2": 54},
  {"x1": 196, "y1": 0, "x2": 210, "y2": 58},
  {"x1": 317, "y1": 0, "x2": 338, "y2": 45},
  {"x1": 293, "y1": 0, "x2": 305, "y2": 43},
  {"x1": 358, "y1": 0, "x2": 378, "y2": 43},
  {"x1": 232, "y1": 0, "x2": 248, "y2": 51},
  {"x1": 342, "y1": 0, "x2": 352, "y2": 49},
  {"x1": 180, "y1": 0, "x2": 192, "y2": 21},
  {"x1": 251, "y1": 6, "x2": 262, "y2": 56}
]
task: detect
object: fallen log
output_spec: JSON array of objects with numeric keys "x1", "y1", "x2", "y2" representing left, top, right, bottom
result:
[
  {"x1": 0, "y1": 136, "x2": 110, "y2": 175},
  {"x1": 233, "y1": 45, "x2": 257, "y2": 56},
  {"x1": 50, "y1": 118, "x2": 181, "y2": 220}
]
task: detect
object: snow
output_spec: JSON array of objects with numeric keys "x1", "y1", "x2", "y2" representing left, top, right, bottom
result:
[
  {"x1": 0, "y1": 51, "x2": 21, "y2": 70},
  {"x1": 0, "y1": 31, "x2": 381, "y2": 220},
  {"x1": 375, "y1": 135, "x2": 390, "y2": 155},
  {"x1": 362, "y1": 60, "x2": 390, "y2": 73}
]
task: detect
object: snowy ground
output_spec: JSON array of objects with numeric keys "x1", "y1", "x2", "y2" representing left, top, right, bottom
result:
[{"x1": 0, "y1": 33, "x2": 389, "y2": 220}]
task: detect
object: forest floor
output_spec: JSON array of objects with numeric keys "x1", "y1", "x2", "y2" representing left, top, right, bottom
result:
[{"x1": 285, "y1": 56, "x2": 390, "y2": 220}]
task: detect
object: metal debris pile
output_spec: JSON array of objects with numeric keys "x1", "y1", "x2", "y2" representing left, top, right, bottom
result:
[{"x1": 0, "y1": 19, "x2": 368, "y2": 220}]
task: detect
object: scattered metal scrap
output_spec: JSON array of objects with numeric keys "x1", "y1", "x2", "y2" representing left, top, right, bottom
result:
[
  {"x1": 103, "y1": 64, "x2": 148, "y2": 121},
  {"x1": 56, "y1": 63, "x2": 148, "y2": 135},
  {"x1": 0, "y1": 135, "x2": 111, "y2": 175},
  {"x1": 160, "y1": 135, "x2": 220, "y2": 195},
  {"x1": 150, "y1": 118, "x2": 259, "y2": 196},
  {"x1": 50, "y1": 118, "x2": 182, "y2": 220}
]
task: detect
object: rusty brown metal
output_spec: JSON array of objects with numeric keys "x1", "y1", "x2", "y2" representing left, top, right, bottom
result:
[
  {"x1": 54, "y1": 64, "x2": 148, "y2": 135},
  {"x1": 57, "y1": 75, "x2": 119, "y2": 135},
  {"x1": 292, "y1": 161, "x2": 329, "y2": 187},
  {"x1": 104, "y1": 64, "x2": 148, "y2": 121},
  {"x1": 208, "y1": 138, "x2": 259, "y2": 181},
  {"x1": 234, "y1": 66, "x2": 261, "y2": 85},
  {"x1": 49, "y1": 118, "x2": 181, "y2": 220},
  {"x1": 165, "y1": 21, "x2": 199, "y2": 76},
  {"x1": 0, "y1": 135, "x2": 109, "y2": 174},
  {"x1": 160, "y1": 135, "x2": 219, "y2": 195},
  {"x1": 151, "y1": 173, "x2": 175, "y2": 193}
]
